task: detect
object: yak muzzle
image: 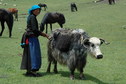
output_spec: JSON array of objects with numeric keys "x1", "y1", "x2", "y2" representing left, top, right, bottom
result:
[{"x1": 96, "y1": 55, "x2": 103, "y2": 59}]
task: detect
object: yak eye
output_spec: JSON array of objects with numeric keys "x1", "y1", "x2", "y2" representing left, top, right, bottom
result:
[{"x1": 91, "y1": 44, "x2": 94, "y2": 47}]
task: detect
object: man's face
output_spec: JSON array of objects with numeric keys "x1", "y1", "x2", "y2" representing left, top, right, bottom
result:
[{"x1": 33, "y1": 9, "x2": 41, "y2": 16}]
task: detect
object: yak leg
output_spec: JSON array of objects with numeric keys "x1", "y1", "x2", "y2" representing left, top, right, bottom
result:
[
  {"x1": 68, "y1": 53, "x2": 76, "y2": 80},
  {"x1": 47, "y1": 61, "x2": 51, "y2": 73},
  {"x1": 46, "y1": 60, "x2": 58, "y2": 73},
  {"x1": 68, "y1": 62, "x2": 76, "y2": 79},
  {"x1": 108, "y1": 0, "x2": 112, "y2": 5},
  {"x1": 53, "y1": 60, "x2": 58, "y2": 73},
  {"x1": 0, "y1": 21, "x2": 5, "y2": 36},
  {"x1": 15, "y1": 12, "x2": 18, "y2": 21},
  {"x1": 77, "y1": 59, "x2": 86, "y2": 80},
  {"x1": 50, "y1": 24, "x2": 52, "y2": 32},
  {"x1": 6, "y1": 21, "x2": 12, "y2": 38},
  {"x1": 46, "y1": 24, "x2": 48, "y2": 33},
  {"x1": 69, "y1": 68, "x2": 75, "y2": 80},
  {"x1": 75, "y1": 6, "x2": 78, "y2": 11},
  {"x1": 79, "y1": 68, "x2": 85, "y2": 80},
  {"x1": 59, "y1": 24, "x2": 63, "y2": 28},
  {"x1": 112, "y1": 0, "x2": 115, "y2": 4},
  {"x1": 71, "y1": 6, "x2": 74, "y2": 12}
]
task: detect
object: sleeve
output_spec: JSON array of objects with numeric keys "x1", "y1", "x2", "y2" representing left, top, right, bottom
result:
[
  {"x1": 30, "y1": 15, "x2": 38, "y2": 31},
  {"x1": 30, "y1": 15, "x2": 41, "y2": 36}
]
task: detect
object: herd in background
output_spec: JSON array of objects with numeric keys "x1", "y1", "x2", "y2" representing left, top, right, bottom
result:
[
  {"x1": 0, "y1": 2, "x2": 78, "y2": 37},
  {"x1": 0, "y1": 0, "x2": 116, "y2": 38}
]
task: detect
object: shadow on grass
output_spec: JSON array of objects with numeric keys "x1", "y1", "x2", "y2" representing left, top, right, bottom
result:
[
  {"x1": 22, "y1": 71, "x2": 56, "y2": 77},
  {"x1": 22, "y1": 71, "x2": 109, "y2": 84},
  {"x1": 84, "y1": 74, "x2": 109, "y2": 84},
  {"x1": 42, "y1": 71, "x2": 109, "y2": 84}
]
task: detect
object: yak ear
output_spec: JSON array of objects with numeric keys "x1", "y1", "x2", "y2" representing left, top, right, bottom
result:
[
  {"x1": 100, "y1": 38, "x2": 104, "y2": 45},
  {"x1": 100, "y1": 38, "x2": 110, "y2": 45},
  {"x1": 83, "y1": 38, "x2": 90, "y2": 48},
  {"x1": 53, "y1": 32, "x2": 60, "y2": 40}
]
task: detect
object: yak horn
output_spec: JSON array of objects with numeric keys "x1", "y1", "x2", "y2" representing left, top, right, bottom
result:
[{"x1": 100, "y1": 38, "x2": 110, "y2": 45}]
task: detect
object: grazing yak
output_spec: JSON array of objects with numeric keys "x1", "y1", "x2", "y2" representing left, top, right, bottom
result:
[
  {"x1": 38, "y1": 3, "x2": 47, "y2": 11},
  {"x1": 70, "y1": 3, "x2": 78, "y2": 12},
  {"x1": 0, "y1": 9, "x2": 14, "y2": 37},
  {"x1": 40, "y1": 12, "x2": 65, "y2": 33},
  {"x1": 47, "y1": 28, "x2": 109, "y2": 80}
]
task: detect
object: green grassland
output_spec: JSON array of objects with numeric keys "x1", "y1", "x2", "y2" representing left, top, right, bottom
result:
[{"x1": 0, "y1": 0, "x2": 126, "y2": 84}]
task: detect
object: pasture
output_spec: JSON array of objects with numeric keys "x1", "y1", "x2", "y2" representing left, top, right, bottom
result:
[{"x1": 0, "y1": 0, "x2": 126, "y2": 84}]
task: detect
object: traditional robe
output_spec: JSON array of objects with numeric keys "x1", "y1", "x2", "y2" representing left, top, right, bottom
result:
[{"x1": 20, "y1": 14, "x2": 41, "y2": 71}]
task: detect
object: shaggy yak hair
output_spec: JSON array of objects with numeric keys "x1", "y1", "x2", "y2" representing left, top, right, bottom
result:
[{"x1": 47, "y1": 28, "x2": 107, "y2": 80}]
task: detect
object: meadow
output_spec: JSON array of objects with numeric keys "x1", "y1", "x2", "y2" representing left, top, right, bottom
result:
[{"x1": 0, "y1": 0, "x2": 126, "y2": 84}]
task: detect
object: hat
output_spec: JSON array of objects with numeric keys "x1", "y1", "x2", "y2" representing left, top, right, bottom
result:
[{"x1": 28, "y1": 5, "x2": 41, "y2": 14}]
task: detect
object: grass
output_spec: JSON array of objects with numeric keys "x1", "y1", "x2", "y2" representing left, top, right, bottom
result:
[{"x1": 0, "y1": 0, "x2": 126, "y2": 84}]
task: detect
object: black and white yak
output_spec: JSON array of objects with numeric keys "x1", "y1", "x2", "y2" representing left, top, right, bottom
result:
[{"x1": 47, "y1": 28, "x2": 109, "y2": 80}]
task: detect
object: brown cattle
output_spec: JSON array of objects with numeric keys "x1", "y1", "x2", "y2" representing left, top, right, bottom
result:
[{"x1": 8, "y1": 8, "x2": 18, "y2": 21}]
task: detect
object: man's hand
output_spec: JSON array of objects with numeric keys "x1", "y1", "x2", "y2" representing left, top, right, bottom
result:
[{"x1": 40, "y1": 32, "x2": 50, "y2": 40}]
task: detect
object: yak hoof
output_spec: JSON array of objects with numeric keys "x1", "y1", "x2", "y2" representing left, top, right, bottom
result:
[
  {"x1": 54, "y1": 69, "x2": 58, "y2": 74},
  {"x1": 79, "y1": 75, "x2": 86, "y2": 80},
  {"x1": 46, "y1": 70, "x2": 50, "y2": 73},
  {"x1": 70, "y1": 75, "x2": 74, "y2": 80},
  {"x1": 9, "y1": 35, "x2": 12, "y2": 38}
]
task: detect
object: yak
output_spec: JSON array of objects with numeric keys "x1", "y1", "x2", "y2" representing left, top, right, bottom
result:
[
  {"x1": 0, "y1": 9, "x2": 14, "y2": 37},
  {"x1": 40, "y1": 12, "x2": 65, "y2": 33},
  {"x1": 70, "y1": 3, "x2": 78, "y2": 12},
  {"x1": 38, "y1": 3, "x2": 47, "y2": 11},
  {"x1": 46, "y1": 28, "x2": 109, "y2": 80}
]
